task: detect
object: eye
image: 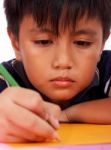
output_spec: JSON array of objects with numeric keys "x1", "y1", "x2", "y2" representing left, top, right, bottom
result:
[
  {"x1": 33, "y1": 40, "x2": 53, "y2": 46},
  {"x1": 74, "y1": 40, "x2": 92, "y2": 47}
]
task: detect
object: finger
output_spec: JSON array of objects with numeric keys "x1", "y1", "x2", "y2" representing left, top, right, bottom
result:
[
  {"x1": 0, "y1": 119, "x2": 26, "y2": 143},
  {"x1": 0, "y1": 116, "x2": 47, "y2": 142},
  {"x1": 1, "y1": 135, "x2": 27, "y2": 143},
  {"x1": 6, "y1": 103, "x2": 60, "y2": 141},
  {"x1": 7, "y1": 121, "x2": 48, "y2": 142},
  {"x1": 4, "y1": 87, "x2": 48, "y2": 119},
  {"x1": 44, "y1": 102, "x2": 61, "y2": 129},
  {"x1": 1, "y1": 87, "x2": 60, "y2": 141},
  {"x1": 46, "y1": 115, "x2": 60, "y2": 130}
]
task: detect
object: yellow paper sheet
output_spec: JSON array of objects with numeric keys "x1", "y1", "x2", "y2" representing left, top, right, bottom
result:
[{"x1": 11, "y1": 123, "x2": 111, "y2": 147}]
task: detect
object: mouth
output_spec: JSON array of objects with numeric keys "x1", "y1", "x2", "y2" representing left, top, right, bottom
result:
[{"x1": 50, "y1": 77, "x2": 74, "y2": 88}]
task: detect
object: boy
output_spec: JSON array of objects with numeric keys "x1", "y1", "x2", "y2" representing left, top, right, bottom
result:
[{"x1": 0, "y1": 0, "x2": 111, "y2": 143}]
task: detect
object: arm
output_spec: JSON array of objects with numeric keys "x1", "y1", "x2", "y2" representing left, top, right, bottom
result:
[{"x1": 60, "y1": 98, "x2": 111, "y2": 124}]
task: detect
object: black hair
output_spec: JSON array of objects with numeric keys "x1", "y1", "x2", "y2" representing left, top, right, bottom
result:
[{"x1": 4, "y1": 0, "x2": 111, "y2": 40}]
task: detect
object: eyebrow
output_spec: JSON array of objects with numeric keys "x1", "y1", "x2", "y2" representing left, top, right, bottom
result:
[
  {"x1": 29, "y1": 27, "x2": 98, "y2": 37},
  {"x1": 29, "y1": 28, "x2": 56, "y2": 34},
  {"x1": 74, "y1": 29, "x2": 97, "y2": 36}
]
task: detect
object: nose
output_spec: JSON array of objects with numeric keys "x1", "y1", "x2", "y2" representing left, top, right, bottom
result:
[{"x1": 52, "y1": 46, "x2": 73, "y2": 70}]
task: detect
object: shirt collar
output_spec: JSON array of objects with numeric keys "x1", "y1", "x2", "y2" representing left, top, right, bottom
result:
[
  {"x1": 89, "y1": 68, "x2": 99, "y2": 88},
  {"x1": 12, "y1": 60, "x2": 36, "y2": 90}
]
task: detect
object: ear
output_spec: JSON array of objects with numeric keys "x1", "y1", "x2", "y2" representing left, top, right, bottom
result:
[{"x1": 7, "y1": 28, "x2": 22, "y2": 61}]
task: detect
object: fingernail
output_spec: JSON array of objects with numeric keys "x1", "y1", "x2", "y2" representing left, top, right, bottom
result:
[
  {"x1": 50, "y1": 116, "x2": 60, "y2": 129},
  {"x1": 52, "y1": 132, "x2": 61, "y2": 141},
  {"x1": 53, "y1": 118, "x2": 60, "y2": 129}
]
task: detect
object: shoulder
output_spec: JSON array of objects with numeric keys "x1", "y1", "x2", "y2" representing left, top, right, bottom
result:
[
  {"x1": 0, "y1": 60, "x2": 14, "y2": 92},
  {"x1": 98, "y1": 50, "x2": 111, "y2": 66},
  {"x1": 1, "y1": 59, "x2": 35, "y2": 90},
  {"x1": 98, "y1": 50, "x2": 111, "y2": 77},
  {"x1": 0, "y1": 75, "x2": 9, "y2": 92},
  {"x1": 97, "y1": 50, "x2": 111, "y2": 96}
]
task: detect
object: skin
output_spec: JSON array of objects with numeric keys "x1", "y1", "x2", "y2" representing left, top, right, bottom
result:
[
  {"x1": 0, "y1": 15, "x2": 111, "y2": 142},
  {"x1": 0, "y1": 87, "x2": 61, "y2": 142},
  {"x1": 10, "y1": 16, "x2": 103, "y2": 102}
]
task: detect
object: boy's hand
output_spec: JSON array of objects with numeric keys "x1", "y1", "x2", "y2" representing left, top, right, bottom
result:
[{"x1": 0, "y1": 87, "x2": 61, "y2": 143}]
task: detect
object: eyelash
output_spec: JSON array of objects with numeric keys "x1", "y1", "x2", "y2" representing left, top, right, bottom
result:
[
  {"x1": 33, "y1": 39, "x2": 92, "y2": 48},
  {"x1": 74, "y1": 40, "x2": 92, "y2": 47},
  {"x1": 33, "y1": 40, "x2": 53, "y2": 46}
]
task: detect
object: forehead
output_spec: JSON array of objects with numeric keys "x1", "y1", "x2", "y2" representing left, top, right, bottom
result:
[
  {"x1": 20, "y1": 15, "x2": 103, "y2": 36},
  {"x1": 18, "y1": 0, "x2": 103, "y2": 36}
]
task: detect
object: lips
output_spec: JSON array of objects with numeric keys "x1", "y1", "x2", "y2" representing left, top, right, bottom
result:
[{"x1": 50, "y1": 77, "x2": 74, "y2": 87}]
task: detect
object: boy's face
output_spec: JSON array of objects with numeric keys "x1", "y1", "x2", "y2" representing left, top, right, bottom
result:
[{"x1": 9, "y1": 15, "x2": 104, "y2": 103}]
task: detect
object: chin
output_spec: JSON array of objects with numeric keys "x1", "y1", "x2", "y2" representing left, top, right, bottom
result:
[{"x1": 50, "y1": 94, "x2": 75, "y2": 103}]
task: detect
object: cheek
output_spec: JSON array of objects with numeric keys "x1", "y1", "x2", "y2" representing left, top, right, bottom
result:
[
  {"x1": 76, "y1": 52, "x2": 99, "y2": 87},
  {"x1": 22, "y1": 56, "x2": 48, "y2": 87}
]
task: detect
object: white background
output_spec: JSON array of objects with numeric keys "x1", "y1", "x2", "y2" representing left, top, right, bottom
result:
[{"x1": 0, "y1": 0, "x2": 111, "y2": 62}]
